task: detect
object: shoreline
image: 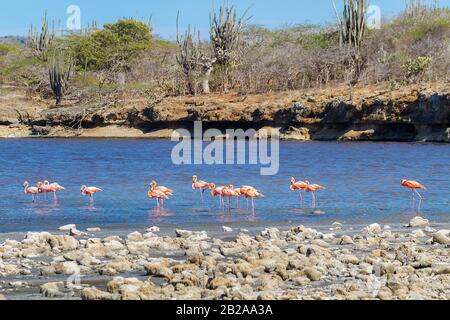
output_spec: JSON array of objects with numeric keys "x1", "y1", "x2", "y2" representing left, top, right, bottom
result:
[
  {"x1": 0, "y1": 131, "x2": 449, "y2": 143},
  {"x1": 1, "y1": 82, "x2": 448, "y2": 142},
  {"x1": 0, "y1": 218, "x2": 448, "y2": 300}
]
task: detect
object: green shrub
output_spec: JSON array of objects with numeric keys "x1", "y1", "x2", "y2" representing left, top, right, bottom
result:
[
  {"x1": 402, "y1": 56, "x2": 432, "y2": 81},
  {"x1": 69, "y1": 18, "x2": 152, "y2": 71}
]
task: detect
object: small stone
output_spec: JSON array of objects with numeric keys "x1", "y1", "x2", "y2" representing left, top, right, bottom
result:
[
  {"x1": 339, "y1": 235, "x2": 354, "y2": 245},
  {"x1": 59, "y1": 224, "x2": 76, "y2": 231},
  {"x1": 40, "y1": 282, "x2": 66, "y2": 297},
  {"x1": 146, "y1": 226, "x2": 160, "y2": 233},
  {"x1": 144, "y1": 261, "x2": 173, "y2": 279},
  {"x1": 365, "y1": 223, "x2": 382, "y2": 235},
  {"x1": 406, "y1": 217, "x2": 430, "y2": 228},
  {"x1": 70, "y1": 228, "x2": 87, "y2": 237},
  {"x1": 222, "y1": 226, "x2": 233, "y2": 233},
  {"x1": 208, "y1": 276, "x2": 233, "y2": 289},
  {"x1": 87, "y1": 228, "x2": 101, "y2": 232},
  {"x1": 9, "y1": 281, "x2": 28, "y2": 288},
  {"x1": 293, "y1": 276, "x2": 311, "y2": 286},
  {"x1": 340, "y1": 255, "x2": 360, "y2": 265},
  {"x1": 312, "y1": 239, "x2": 330, "y2": 248},
  {"x1": 302, "y1": 268, "x2": 322, "y2": 281},
  {"x1": 127, "y1": 232, "x2": 144, "y2": 242},
  {"x1": 81, "y1": 287, "x2": 118, "y2": 300},
  {"x1": 432, "y1": 230, "x2": 450, "y2": 245},
  {"x1": 411, "y1": 229, "x2": 427, "y2": 238}
]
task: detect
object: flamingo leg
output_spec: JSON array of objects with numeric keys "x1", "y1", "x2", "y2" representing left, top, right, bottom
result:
[
  {"x1": 200, "y1": 189, "x2": 204, "y2": 202},
  {"x1": 312, "y1": 192, "x2": 316, "y2": 208},
  {"x1": 252, "y1": 198, "x2": 255, "y2": 209},
  {"x1": 299, "y1": 191, "x2": 303, "y2": 208},
  {"x1": 415, "y1": 189, "x2": 423, "y2": 211},
  {"x1": 412, "y1": 190, "x2": 415, "y2": 209}
]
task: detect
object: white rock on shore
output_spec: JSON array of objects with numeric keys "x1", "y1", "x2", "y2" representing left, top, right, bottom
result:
[
  {"x1": 59, "y1": 224, "x2": 76, "y2": 231},
  {"x1": 406, "y1": 217, "x2": 430, "y2": 228},
  {"x1": 0, "y1": 219, "x2": 449, "y2": 301}
]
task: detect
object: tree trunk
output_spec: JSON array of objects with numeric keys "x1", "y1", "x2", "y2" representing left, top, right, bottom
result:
[{"x1": 201, "y1": 67, "x2": 213, "y2": 94}]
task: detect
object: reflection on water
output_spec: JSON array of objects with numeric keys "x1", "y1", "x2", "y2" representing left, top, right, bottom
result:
[{"x1": 0, "y1": 139, "x2": 449, "y2": 233}]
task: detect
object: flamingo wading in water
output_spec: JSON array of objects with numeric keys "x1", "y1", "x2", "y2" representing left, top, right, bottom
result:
[
  {"x1": 304, "y1": 181, "x2": 326, "y2": 209},
  {"x1": 148, "y1": 186, "x2": 170, "y2": 208},
  {"x1": 42, "y1": 180, "x2": 65, "y2": 202},
  {"x1": 241, "y1": 187, "x2": 265, "y2": 210},
  {"x1": 192, "y1": 176, "x2": 211, "y2": 202},
  {"x1": 209, "y1": 183, "x2": 227, "y2": 208},
  {"x1": 290, "y1": 177, "x2": 309, "y2": 207},
  {"x1": 81, "y1": 186, "x2": 102, "y2": 204},
  {"x1": 401, "y1": 180, "x2": 427, "y2": 210},
  {"x1": 150, "y1": 181, "x2": 173, "y2": 196},
  {"x1": 23, "y1": 181, "x2": 39, "y2": 202}
]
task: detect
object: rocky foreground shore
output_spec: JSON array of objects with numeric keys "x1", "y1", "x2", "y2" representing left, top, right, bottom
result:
[{"x1": 0, "y1": 217, "x2": 449, "y2": 300}]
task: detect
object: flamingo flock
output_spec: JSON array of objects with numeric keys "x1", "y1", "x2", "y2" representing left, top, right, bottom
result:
[
  {"x1": 23, "y1": 180, "x2": 101, "y2": 204},
  {"x1": 22, "y1": 177, "x2": 428, "y2": 212}
]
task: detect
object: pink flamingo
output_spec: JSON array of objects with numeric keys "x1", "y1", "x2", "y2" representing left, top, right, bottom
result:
[
  {"x1": 81, "y1": 185, "x2": 102, "y2": 204},
  {"x1": 401, "y1": 179, "x2": 427, "y2": 210},
  {"x1": 290, "y1": 177, "x2": 309, "y2": 207},
  {"x1": 304, "y1": 181, "x2": 326, "y2": 208},
  {"x1": 236, "y1": 186, "x2": 257, "y2": 208},
  {"x1": 148, "y1": 187, "x2": 170, "y2": 208},
  {"x1": 242, "y1": 187, "x2": 265, "y2": 209},
  {"x1": 150, "y1": 181, "x2": 173, "y2": 196},
  {"x1": 209, "y1": 183, "x2": 227, "y2": 208},
  {"x1": 221, "y1": 185, "x2": 236, "y2": 209},
  {"x1": 42, "y1": 180, "x2": 65, "y2": 202},
  {"x1": 192, "y1": 175, "x2": 211, "y2": 202},
  {"x1": 23, "y1": 181, "x2": 39, "y2": 202}
]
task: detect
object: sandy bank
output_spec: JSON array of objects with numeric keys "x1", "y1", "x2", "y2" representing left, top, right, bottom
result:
[{"x1": 0, "y1": 82, "x2": 448, "y2": 142}]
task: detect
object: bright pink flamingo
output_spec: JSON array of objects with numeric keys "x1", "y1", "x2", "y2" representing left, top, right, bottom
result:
[
  {"x1": 23, "y1": 181, "x2": 39, "y2": 202},
  {"x1": 192, "y1": 175, "x2": 211, "y2": 202},
  {"x1": 236, "y1": 185, "x2": 257, "y2": 208},
  {"x1": 242, "y1": 187, "x2": 265, "y2": 209},
  {"x1": 304, "y1": 181, "x2": 326, "y2": 208},
  {"x1": 209, "y1": 183, "x2": 226, "y2": 207},
  {"x1": 81, "y1": 185, "x2": 102, "y2": 204},
  {"x1": 290, "y1": 177, "x2": 309, "y2": 207},
  {"x1": 401, "y1": 179, "x2": 427, "y2": 209},
  {"x1": 148, "y1": 187, "x2": 170, "y2": 208}
]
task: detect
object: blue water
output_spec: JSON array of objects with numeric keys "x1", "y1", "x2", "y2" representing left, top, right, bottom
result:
[{"x1": 0, "y1": 139, "x2": 448, "y2": 233}]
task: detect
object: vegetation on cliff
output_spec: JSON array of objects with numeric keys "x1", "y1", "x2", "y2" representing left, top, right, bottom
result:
[{"x1": 0, "y1": 0, "x2": 448, "y2": 110}]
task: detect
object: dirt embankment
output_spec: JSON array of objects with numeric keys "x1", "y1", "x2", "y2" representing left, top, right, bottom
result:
[{"x1": 0, "y1": 82, "x2": 449, "y2": 142}]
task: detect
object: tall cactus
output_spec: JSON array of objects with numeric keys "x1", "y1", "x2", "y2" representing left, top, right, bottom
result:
[
  {"x1": 28, "y1": 12, "x2": 54, "y2": 57},
  {"x1": 48, "y1": 53, "x2": 73, "y2": 107},
  {"x1": 176, "y1": 13, "x2": 216, "y2": 94},
  {"x1": 332, "y1": 0, "x2": 367, "y2": 49},
  {"x1": 209, "y1": 3, "x2": 248, "y2": 67},
  {"x1": 176, "y1": 13, "x2": 202, "y2": 94}
]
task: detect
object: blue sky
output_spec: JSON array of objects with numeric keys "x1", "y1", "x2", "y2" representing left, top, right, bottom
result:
[{"x1": 1, "y1": 0, "x2": 449, "y2": 38}]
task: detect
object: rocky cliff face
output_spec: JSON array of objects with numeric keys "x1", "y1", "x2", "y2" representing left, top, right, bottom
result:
[{"x1": 1, "y1": 83, "x2": 449, "y2": 142}]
